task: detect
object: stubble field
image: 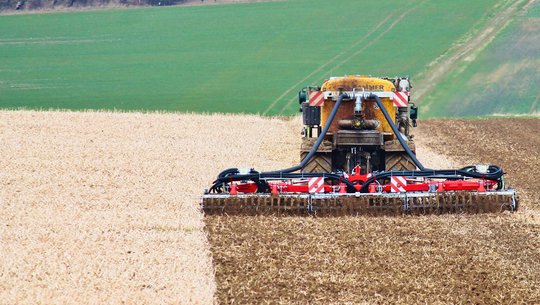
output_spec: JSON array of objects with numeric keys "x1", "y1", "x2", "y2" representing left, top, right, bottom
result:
[
  {"x1": 1, "y1": 111, "x2": 539, "y2": 304},
  {"x1": 0, "y1": 110, "x2": 297, "y2": 304}
]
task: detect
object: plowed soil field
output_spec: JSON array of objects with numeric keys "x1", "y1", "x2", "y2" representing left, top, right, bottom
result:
[
  {"x1": 206, "y1": 118, "x2": 540, "y2": 304},
  {"x1": 418, "y1": 119, "x2": 540, "y2": 210}
]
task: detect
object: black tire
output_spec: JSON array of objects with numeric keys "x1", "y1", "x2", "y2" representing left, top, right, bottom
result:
[
  {"x1": 385, "y1": 152, "x2": 417, "y2": 171},
  {"x1": 300, "y1": 152, "x2": 332, "y2": 173}
]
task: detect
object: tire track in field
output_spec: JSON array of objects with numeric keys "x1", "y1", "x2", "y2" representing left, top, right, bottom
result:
[
  {"x1": 530, "y1": 93, "x2": 540, "y2": 114},
  {"x1": 275, "y1": 1, "x2": 425, "y2": 115},
  {"x1": 414, "y1": 0, "x2": 536, "y2": 107},
  {"x1": 260, "y1": 13, "x2": 396, "y2": 115}
]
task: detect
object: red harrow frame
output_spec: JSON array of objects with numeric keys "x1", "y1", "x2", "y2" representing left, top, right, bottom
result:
[{"x1": 202, "y1": 166, "x2": 517, "y2": 216}]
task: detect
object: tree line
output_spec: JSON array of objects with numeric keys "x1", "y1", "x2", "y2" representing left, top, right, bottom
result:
[{"x1": 0, "y1": 0, "x2": 195, "y2": 11}]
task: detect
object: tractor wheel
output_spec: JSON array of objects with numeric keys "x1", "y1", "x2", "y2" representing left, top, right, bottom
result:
[
  {"x1": 300, "y1": 152, "x2": 332, "y2": 173},
  {"x1": 385, "y1": 152, "x2": 417, "y2": 171}
]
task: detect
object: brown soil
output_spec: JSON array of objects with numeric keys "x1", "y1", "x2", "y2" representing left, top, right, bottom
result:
[
  {"x1": 206, "y1": 117, "x2": 540, "y2": 304},
  {"x1": 207, "y1": 215, "x2": 540, "y2": 304},
  {"x1": 417, "y1": 118, "x2": 540, "y2": 210}
]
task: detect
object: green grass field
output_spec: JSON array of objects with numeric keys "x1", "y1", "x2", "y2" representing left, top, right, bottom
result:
[
  {"x1": 0, "y1": 0, "x2": 506, "y2": 115},
  {"x1": 422, "y1": 1, "x2": 539, "y2": 117}
]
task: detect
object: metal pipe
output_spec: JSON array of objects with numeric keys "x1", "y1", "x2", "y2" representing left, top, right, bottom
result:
[
  {"x1": 354, "y1": 94, "x2": 362, "y2": 113},
  {"x1": 338, "y1": 119, "x2": 380, "y2": 130}
]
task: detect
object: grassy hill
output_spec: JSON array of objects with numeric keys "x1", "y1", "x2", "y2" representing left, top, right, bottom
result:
[
  {"x1": 0, "y1": 0, "x2": 507, "y2": 115},
  {"x1": 422, "y1": 1, "x2": 539, "y2": 117}
]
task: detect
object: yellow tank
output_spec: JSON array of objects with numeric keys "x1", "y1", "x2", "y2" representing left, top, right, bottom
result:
[{"x1": 320, "y1": 75, "x2": 396, "y2": 134}]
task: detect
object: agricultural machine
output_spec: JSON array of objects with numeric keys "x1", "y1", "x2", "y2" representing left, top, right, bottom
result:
[{"x1": 202, "y1": 75, "x2": 517, "y2": 216}]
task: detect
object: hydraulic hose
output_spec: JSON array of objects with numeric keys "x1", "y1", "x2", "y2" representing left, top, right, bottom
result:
[
  {"x1": 359, "y1": 165, "x2": 505, "y2": 193},
  {"x1": 213, "y1": 93, "x2": 346, "y2": 179},
  {"x1": 369, "y1": 94, "x2": 426, "y2": 171},
  {"x1": 267, "y1": 93, "x2": 347, "y2": 174},
  {"x1": 210, "y1": 92, "x2": 506, "y2": 195},
  {"x1": 210, "y1": 165, "x2": 505, "y2": 194},
  {"x1": 210, "y1": 93, "x2": 355, "y2": 193},
  {"x1": 209, "y1": 171, "x2": 358, "y2": 193}
]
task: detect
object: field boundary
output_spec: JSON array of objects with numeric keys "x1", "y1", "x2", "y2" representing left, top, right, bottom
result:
[{"x1": 0, "y1": 0, "x2": 281, "y2": 15}]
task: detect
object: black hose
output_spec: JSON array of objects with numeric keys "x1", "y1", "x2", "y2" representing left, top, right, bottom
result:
[
  {"x1": 209, "y1": 171, "x2": 358, "y2": 193},
  {"x1": 209, "y1": 93, "x2": 352, "y2": 193},
  {"x1": 368, "y1": 94, "x2": 426, "y2": 171},
  {"x1": 210, "y1": 165, "x2": 505, "y2": 194},
  {"x1": 209, "y1": 93, "x2": 506, "y2": 194},
  {"x1": 267, "y1": 93, "x2": 347, "y2": 174},
  {"x1": 217, "y1": 168, "x2": 240, "y2": 178},
  {"x1": 358, "y1": 165, "x2": 504, "y2": 192}
]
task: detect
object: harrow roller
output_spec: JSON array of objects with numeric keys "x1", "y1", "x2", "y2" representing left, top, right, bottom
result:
[{"x1": 202, "y1": 191, "x2": 517, "y2": 216}]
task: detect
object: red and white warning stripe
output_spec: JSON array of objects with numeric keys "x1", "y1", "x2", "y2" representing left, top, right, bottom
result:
[
  {"x1": 308, "y1": 177, "x2": 325, "y2": 193},
  {"x1": 308, "y1": 91, "x2": 324, "y2": 106},
  {"x1": 390, "y1": 176, "x2": 407, "y2": 193},
  {"x1": 393, "y1": 91, "x2": 409, "y2": 107}
]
